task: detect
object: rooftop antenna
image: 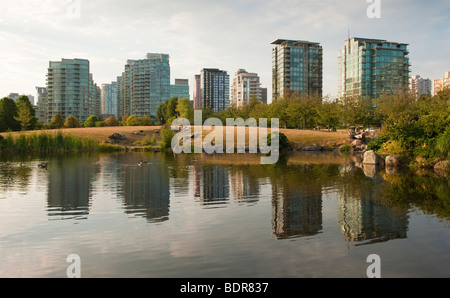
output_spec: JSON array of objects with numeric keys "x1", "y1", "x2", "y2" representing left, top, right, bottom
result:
[{"x1": 348, "y1": 28, "x2": 350, "y2": 40}]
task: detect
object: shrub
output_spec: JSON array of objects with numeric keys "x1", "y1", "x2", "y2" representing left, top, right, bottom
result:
[
  {"x1": 267, "y1": 132, "x2": 290, "y2": 151},
  {"x1": 63, "y1": 116, "x2": 81, "y2": 128},
  {"x1": 84, "y1": 115, "x2": 99, "y2": 127},
  {"x1": 104, "y1": 116, "x2": 120, "y2": 127},
  {"x1": 367, "y1": 135, "x2": 390, "y2": 152},
  {"x1": 159, "y1": 124, "x2": 174, "y2": 150}
]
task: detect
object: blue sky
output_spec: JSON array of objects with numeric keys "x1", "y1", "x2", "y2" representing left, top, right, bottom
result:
[{"x1": 0, "y1": 0, "x2": 449, "y2": 103}]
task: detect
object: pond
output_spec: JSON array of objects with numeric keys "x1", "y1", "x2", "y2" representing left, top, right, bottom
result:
[{"x1": 0, "y1": 151, "x2": 448, "y2": 278}]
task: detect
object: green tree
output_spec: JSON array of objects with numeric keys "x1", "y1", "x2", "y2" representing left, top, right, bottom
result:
[
  {"x1": 50, "y1": 113, "x2": 65, "y2": 129},
  {"x1": 84, "y1": 115, "x2": 99, "y2": 127},
  {"x1": 104, "y1": 115, "x2": 120, "y2": 126},
  {"x1": 316, "y1": 101, "x2": 340, "y2": 130},
  {"x1": 339, "y1": 96, "x2": 373, "y2": 128},
  {"x1": 176, "y1": 97, "x2": 194, "y2": 122},
  {"x1": 165, "y1": 97, "x2": 179, "y2": 124},
  {"x1": 0, "y1": 97, "x2": 20, "y2": 132},
  {"x1": 14, "y1": 95, "x2": 37, "y2": 131},
  {"x1": 63, "y1": 115, "x2": 81, "y2": 128}
]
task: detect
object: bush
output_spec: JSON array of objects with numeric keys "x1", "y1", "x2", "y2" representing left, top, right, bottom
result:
[
  {"x1": 84, "y1": 115, "x2": 99, "y2": 127},
  {"x1": 63, "y1": 116, "x2": 81, "y2": 128},
  {"x1": 267, "y1": 132, "x2": 290, "y2": 151},
  {"x1": 126, "y1": 116, "x2": 154, "y2": 126},
  {"x1": 104, "y1": 116, "x2": 120, "y2": 127},
  {"x1": 367, "y1": 135, "x2": 390, "y2": 152},
  {"x1": 159, "y1": 124, "x2": 174, "y2": 150}
]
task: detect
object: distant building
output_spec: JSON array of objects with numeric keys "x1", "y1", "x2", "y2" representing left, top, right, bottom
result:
[
  {"x1": 35, "y1": 87, "x2": 47, "y2": 123},
  {"x1": 261, "y1": 88, "x2": 268, "y2": 104},
  {"x1": 117, "y1": 53, "x2": 171, "y2": 119},
  {"x1": 409, "y1": 75, "x2": 432, "y2": 98},
  {"x1": 433, "y1": 71, "x2": 450, "y2": 96},
  {"x1": 271, "y1": 39, "x2": 323, "y2": 99},
  {"x1": 193, "y1": 74, "x2": 201, "y2": 109},
  {"x1": 6, "y1": 93, "x2": 34, "y2": 104},
  {"x1": 230, "y1": 69, "x2": 263, "y2": 107},
  {"x1": 45, "y1": 58, "x2": 100, "y2": 123},
  {"x1": 7, "y1": 93, "x2": 20, "y2": 101},
  {"x1": 338, "y1": 37, "x2": 410, "y2": 99},
  {"x1": 199, "y1": 68, "x2": 230, "y2": 113},
  {"x1": 170, "y1": 79, "x2": 190, "y2": 99},
  {"x1": 101, "y1": 82, "x2": 118, "y2": 117}
]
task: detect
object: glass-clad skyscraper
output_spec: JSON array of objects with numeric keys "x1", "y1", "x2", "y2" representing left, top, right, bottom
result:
[
  {"x1": 200, "y1": 68, "x2": 230, "y2": 113},
  {"x1": 271, "y1": 39, "x2": 323, "y2": 99},
  {"x1": 338, "y1": 37, "x2": 410, "y2": 99},
  {"x1": 45, "y1": 58, "x2": 100, "y2": 124},
  {"x1": 117, "y1": 53, "x2": 171, "y2": 119}
]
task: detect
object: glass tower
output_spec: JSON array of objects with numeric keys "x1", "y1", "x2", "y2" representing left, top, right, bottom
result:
[
  {"x1": 45, "y1": 58, "x2": 99, "y2": 124},
  {"x1": 338, "y1": 37, "x2": 410, "y2": 99},
  {"x1": 200, "y1": 68, "x2": 230, "y2": 113},
  {"x1": 117, "y1": 53, "x2": 171, "y2": 119},
  {"x1": 271, "y1": 39, "x2": 323, "y2": 99}
]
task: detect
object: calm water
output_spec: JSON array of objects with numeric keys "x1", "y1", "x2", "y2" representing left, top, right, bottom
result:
[{"x1": 0, "y1": 151, "x2": 448, "y2": 278}]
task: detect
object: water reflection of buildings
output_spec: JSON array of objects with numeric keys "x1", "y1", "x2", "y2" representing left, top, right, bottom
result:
[
  {"x1": 228, "y1": 167, "x2": 260, "y2": 203},
  {"x1": 120, "y1": 156, "x2": 170, "y2": 223},
  {"x1": 193, "y1": 164, "x2": 230, "y2": 207},
  {"x1": 337, "y1": 193, "x2": 408, "y2": 245},
  {"x1": 192, "y1": 163, "x2": 262, "y2": 207},
  {"x1": 46, "y1": 157, "x2": 99, "y2": 220},
  {"x1": 271, "y1": 176, "x2": 323, "y2": 239}
]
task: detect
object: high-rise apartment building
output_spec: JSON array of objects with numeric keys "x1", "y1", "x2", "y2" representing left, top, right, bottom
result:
[
  {"x1": 101, "y1": 81, "x2": 118, "y2": 117},
  {"x1": 230, "y1": 69, "x2": 262, "y2": 107},
  {"x1": 45, "y1": 58, "x2": 100, "y2": 123},
  {"x1": 271, "y1": 39, "x2": 323, "y2": 99},
  {"x1": 170, "y1": 79, "x2": 190, "y2": 99},
  {"x1": 409, "y1": 75, "x2": 432, "y2": 98},
  {"x1": 35, "y1": 86, "x2": 47, "y2": 123},
  {"x1": 193, "y1": 74, "x2": 201, "y2": 110},
  {"x1": 338, "y1": 37, "x2": 410, "y2": 99},
  {"x1": 199, "y1": 68, "x2": 230, "y2": 112},
  {"x1": 433, "y1": 72, "x2": 450, "y2": 96},
  {"x1": 117, "y1": 53, "x2": 171, "y2": 119}
]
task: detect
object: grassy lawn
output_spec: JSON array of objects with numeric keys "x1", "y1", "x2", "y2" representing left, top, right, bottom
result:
[{"x1": 1, "y1": 126, "x2": 351, "y2": 150}]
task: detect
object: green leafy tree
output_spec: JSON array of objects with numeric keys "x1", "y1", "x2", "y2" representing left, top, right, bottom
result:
[
  {"x1": 50, "y1": 113, "x2": 65, "y2": 129},
  {"x1": 104, "y1": 115, "x2": 120, "y2": 126},
  {"x1": 14, "y1": 95, "x2": 37, "y2": 131},
  {"x1": 176, "y1": 97, "x2": 194, "y2": 122},
  {"x1": 0, "y1": 97, "x2": 20, "y2": 132},
  {"x1": 63, "y1": 115, "x2": 81, "y2": 128},
  {"x1": 84, "y1": 115, "x2": 99, "y2": 127},
  {"x1": 316, "y1": 101, "x2": 340, "y2": 130}
]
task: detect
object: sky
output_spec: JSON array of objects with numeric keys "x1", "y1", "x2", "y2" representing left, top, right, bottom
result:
[{"x1": 0, "y1": 0, "x2": 449, "y2": 104}]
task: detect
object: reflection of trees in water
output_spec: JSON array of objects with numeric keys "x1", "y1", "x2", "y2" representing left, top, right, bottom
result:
[
  {"x1": 0, "y1": 163, "x2": 32, "y2": 195},
  {"x1": 46, "y1": 155, "x2": 100, "y2": 220},
  {"x1": 381, "y1": 171, "x2": 450, "y2": 220}
]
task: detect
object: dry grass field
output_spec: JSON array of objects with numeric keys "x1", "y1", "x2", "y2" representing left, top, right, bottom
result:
[{"x1": 1, "y1": 125, "x2": 352, "y2": 149}]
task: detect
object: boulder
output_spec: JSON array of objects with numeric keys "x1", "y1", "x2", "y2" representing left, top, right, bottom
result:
[
  {"x1": 363, "y1": 150, "x2": 379, "y2": 164},
  {"x1": 351, "y1": 139, "x2": 363, "y2": 147},
  {"x1": 385, "y1": 155, "x2": 400, "y2": 167},
  {"x1": 302, "y1": 144, "x2": 323, "y2": 151},
  {"x1": 109, "y1": 132, "x2": 126, "y2": 140},
  {"x1": 434, "y1": 160, "x2": 449, "y2": 176}
]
